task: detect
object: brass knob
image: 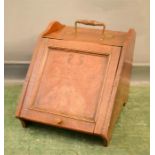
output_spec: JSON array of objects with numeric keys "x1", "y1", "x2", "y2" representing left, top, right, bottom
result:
[{"x1": 55, "y1": 118, "x2": 63, "y2": 124}]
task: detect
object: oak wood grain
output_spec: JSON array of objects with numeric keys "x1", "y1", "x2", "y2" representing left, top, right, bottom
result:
[{"x1": 16, "y1": 21, "x2": 136, "y2": 146}]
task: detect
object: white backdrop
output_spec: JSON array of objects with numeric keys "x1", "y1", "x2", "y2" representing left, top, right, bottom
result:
[{"x1": 5, "y1": 0, "x2": 149, "y2": 64}]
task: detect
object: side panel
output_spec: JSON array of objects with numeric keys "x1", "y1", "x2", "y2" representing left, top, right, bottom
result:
[{"x1": 99, "y1": 29, "x2": 136, "y2": 145}]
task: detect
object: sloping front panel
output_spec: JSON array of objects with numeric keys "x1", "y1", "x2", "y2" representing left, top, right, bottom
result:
[{"x1": 18, "y1": 39, "x2": 120, "y2": 133}]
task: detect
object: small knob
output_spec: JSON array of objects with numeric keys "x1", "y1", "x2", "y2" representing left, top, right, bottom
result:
[{"x1": 55, "y1": 118, "x2": 63, "y2": 124}]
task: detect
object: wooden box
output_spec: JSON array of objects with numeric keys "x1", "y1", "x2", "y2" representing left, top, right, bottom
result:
[{"x1": 16, "y1": 20, "x2": 136, "y2": 146}]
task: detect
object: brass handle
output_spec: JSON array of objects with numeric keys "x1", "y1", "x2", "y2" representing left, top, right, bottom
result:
[{"x1": 75, "y1": 19, "x2": 106, "y2": 34}]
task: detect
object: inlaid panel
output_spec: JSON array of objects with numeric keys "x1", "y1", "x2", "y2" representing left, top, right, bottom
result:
[{"x1": 32, "y1": 47, "x2": 109, "y2": 121}]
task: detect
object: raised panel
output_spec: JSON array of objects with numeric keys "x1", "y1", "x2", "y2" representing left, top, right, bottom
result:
[{"x1": 31, "y1": 46, "x2": 109, "y2": 121}]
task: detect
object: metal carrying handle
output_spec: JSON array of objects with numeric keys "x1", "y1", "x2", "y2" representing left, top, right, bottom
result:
[{"x1": 75, "y1": 19, "x2": 106, "y2": 34}]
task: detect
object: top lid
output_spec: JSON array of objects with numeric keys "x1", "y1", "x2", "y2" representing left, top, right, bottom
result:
[{"x1": 42, "y1": 20, "x2": 128, "y2": 47}]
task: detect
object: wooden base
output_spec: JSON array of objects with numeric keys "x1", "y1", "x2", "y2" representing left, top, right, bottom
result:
[
  {"x1": 123, "y1": 102, "x2": 127, "y2": 106},
  {"x1": 102, "y1": 138, "x2": 108, "y2": 147},
  {"x1": 20, "y1": 119, "x2": 29, "y2": 128}
]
